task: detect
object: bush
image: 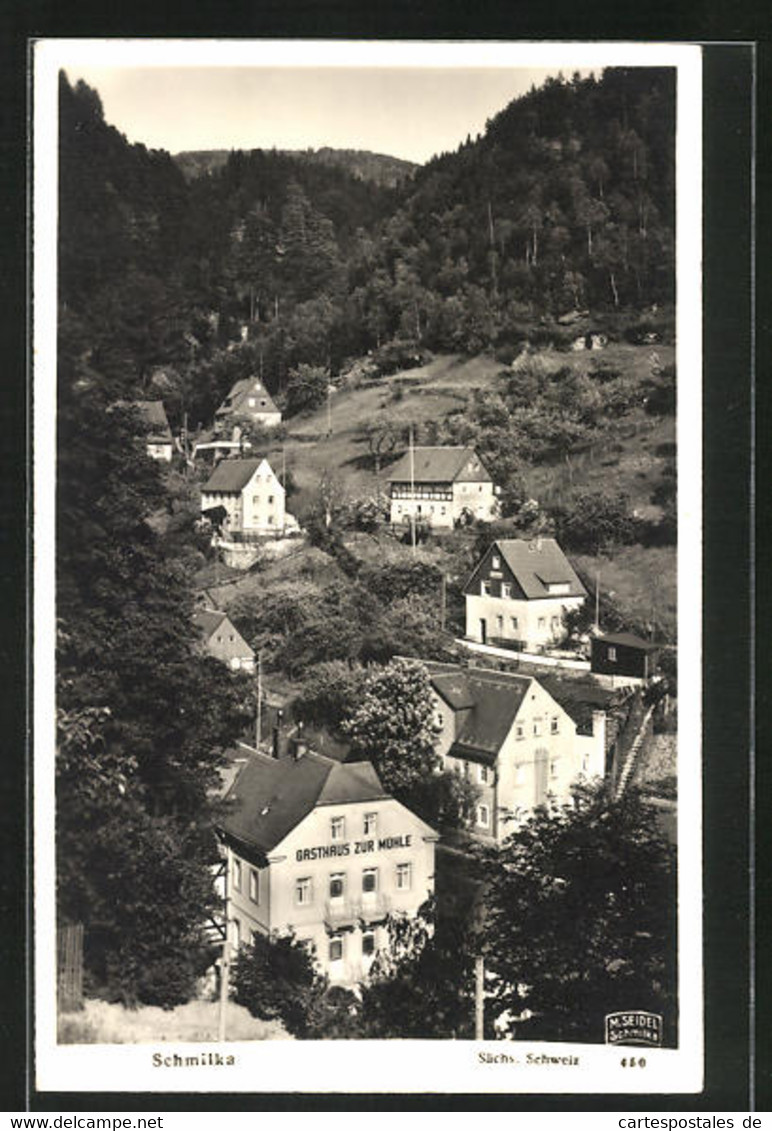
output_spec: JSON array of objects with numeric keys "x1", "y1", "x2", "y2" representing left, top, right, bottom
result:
[
  {"x1": 232, "y1": 931, "x2": 326, "y2": 1038},
  {"x1": 553, "y1": 488, "x2": 639, "y2": 555}
]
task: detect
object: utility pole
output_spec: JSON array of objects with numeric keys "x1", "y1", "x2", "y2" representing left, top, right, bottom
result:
[
  {"x1": 474, "y1": 954, "x2": 485, "y2": 1040},
  {"x1": 440, "y1": 573, "x2": 447, "y2": 632},
  {"x1": 595, "y1": 568, "x2": 601, "y2": 633},
  {"x1": 255, "y1": 651, "x2": 263, "y2": 752},
  {"x1": 326, "y1": 384, "x2": 332, "y2": 437},
  {"x1": 409, "y1": 425, "x2": 417, "y2": 556},
  {"x1": 218, "y1": 843, "x2": 231, "y2": 1043}
]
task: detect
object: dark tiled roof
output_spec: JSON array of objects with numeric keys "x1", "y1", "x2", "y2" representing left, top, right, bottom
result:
[
  {"x1": 202, "y1": 458, "x2": 263, "y2": 493},
  {"x1": 217, "y1": 377, "x2": 279, "y2": 417},
  {"x1": 538, "y1": 673, "x2": 623, "y2": 735},
  {"x1": 219, "y1": 750, "x2": 390, "y2": 856},
  {"x1": 388, "y1": 447, "x2": 492, "y2": 484},
  {"x1": 114, "y1": 400, "x2": 172, "y2": 441},
  {"x1": 192, "y1": 608, "x2": 227, "y2": 639},
  {"x1": 595, "y1": 632, "x2": 660, "y2": 651},
  {"x1": 493, "y1": 538, "x2": 586, "y2": 600},
  {"x1": 426, "y1": 662, "x2": 531, "y2": 757}
]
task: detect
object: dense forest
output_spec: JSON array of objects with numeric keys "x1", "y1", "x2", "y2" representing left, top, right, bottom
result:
[
  {"x1": 59, "y1": 66, "x2": 675, "y2": 430},
  {"x1": 56, "y1": 65, "x2": 676, "y2": 1011}
]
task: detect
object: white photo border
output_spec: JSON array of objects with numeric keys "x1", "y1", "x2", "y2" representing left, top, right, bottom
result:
[{"x1": 33, "y1": 37, "x2": 703, "y2": 1095}]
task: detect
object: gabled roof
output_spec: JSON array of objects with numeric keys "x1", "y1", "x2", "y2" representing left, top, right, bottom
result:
[
  {"x1": 192, "y1": 608, "x2": 227, "y2": 639},
  {"x1": 538, "y1": 672, "x2": 623, "y2": 735},
  {"x1": 216, "y1": 377, "x2": 280, "y2": 418},
  {"x1": 594, "y1": 632, "x2": 660, "y2": 651},
  {"x1": 114, "y1": 400, "x2": 172, "y2": 441},
  {"x1": 469, "y1": 538, "x2": 587, "y2": 600},
  {"x1": 219, "y1": 749, "x2": 391, "y2": 857},
  {"x1": 425, "y1": 661, "x2": 532, "y2": 763},
  {"x1": 388, "y1": 446, "x2": 492, "y2": 484},
  {"x1": 202, "y1": 458, "x2": 264, "y2": 493}
]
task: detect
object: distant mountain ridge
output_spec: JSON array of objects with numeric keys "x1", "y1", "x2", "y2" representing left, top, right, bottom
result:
[{"x1": 174, "y1": 146, "x2": 418, "y2": 187}]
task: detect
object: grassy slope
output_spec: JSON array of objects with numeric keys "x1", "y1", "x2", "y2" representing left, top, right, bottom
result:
[
  {"x1": 201, "y1": 346, "x2": 677, "y2": 639},
  {"x1": 260, "y1": 355, "x2": 505, "y2": 509}
]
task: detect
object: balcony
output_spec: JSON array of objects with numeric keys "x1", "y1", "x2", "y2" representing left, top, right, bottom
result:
[{"x1": 323, "y1": 894, "x2": 392, "y2": 929}]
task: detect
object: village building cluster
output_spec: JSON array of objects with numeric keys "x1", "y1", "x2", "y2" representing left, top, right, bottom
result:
[{"x1": 138, "y1": 378, "x2": 670, "y2": 990}]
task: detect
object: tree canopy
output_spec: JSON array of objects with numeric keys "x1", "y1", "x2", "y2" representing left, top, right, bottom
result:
[{"x1": 480, "y1": 781, "x2": 678, "y2": 1044}]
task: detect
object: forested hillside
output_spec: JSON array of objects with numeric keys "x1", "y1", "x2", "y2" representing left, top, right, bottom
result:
[
  {"x1": 174, "y1": 146, "x2": 417, "y2": 187},
  {"x1": 55, "y1": 64, "x2": 677, "y2": 1011},
  {"x1": 59, "y1": 67, "x2": 674, "y2": 429}
]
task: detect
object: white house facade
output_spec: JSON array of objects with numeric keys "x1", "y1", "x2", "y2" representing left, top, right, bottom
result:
[
  {"x1": 465, "y1": 538, "x2": 587, "y2": 652},
  {"x1": 215, "y1": 378, "x2": 282, "y2": 433},
  {"x1": 201, "y1": 457, "x2": 296, "y2": 536},
  {"x1": 388, "y1": 447, "x2": 499, "y2": 529},
  {"x1": 218, "y1": 749, "x2": 437, "y2": 985},
  {"x1": 425, "y1": 661, "x2": 606, "y2": 844}
]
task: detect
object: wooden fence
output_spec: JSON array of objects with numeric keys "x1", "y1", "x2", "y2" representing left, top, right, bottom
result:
[{"x1": 57, "y1": 923, "x2": 84, "y2": 1012}]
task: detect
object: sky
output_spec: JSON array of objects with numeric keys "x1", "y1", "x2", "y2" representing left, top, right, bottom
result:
[{"x1": 67, "y1": 65, "x2": 598, "y2": 165}]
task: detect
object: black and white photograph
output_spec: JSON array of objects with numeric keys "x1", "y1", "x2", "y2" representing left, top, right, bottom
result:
[{"x1": 33, "y1": 39, "x2": 704, "y2": 1095}]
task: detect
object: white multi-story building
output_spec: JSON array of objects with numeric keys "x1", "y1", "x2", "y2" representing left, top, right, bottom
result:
[
  {"x1": 464, "y1": 537, "x2": 587, "y2": 652},
  {"x1": 217, "y1": 747, "x2": 438, "y2": 985},
  {"x1": 200, "y1": 457, "x2": 296, "y2": 536},
  {"x1": 388, "y1": 446, "x2": 498, "y2": 529},
  {"x1": 425, "y1": 661, "x2": 608, "y2": 843}
]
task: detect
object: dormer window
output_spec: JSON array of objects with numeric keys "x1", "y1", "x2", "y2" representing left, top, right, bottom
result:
[{"x1": 546, "y1": 581, "x2": 570, "y2": 595}]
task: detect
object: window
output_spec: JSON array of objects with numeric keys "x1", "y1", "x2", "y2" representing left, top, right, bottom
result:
[
  {"x1": 267, "y1": 515, "x2": 274, "y2": 524},
  {"x1": 362, "y1": 868, "x2": 378, "y2": 894},
  {"x1": 608, "y1": 646, "x2": 617, "y2": 662},
  {"x1": 248, "y1": 398, "x2": 256, "y2": 407},
  {"x1": 252, "y1": 495, "x2": 260, "y2": 506},
  {"x1": 533, "y1": 719, "x2": 542, "y2": 737},
  {"x1": 515, "y1": 722, "x2": 525, "y2": 739},
  {"x1": 364, "y1": 812, "x2": 377, "y2": 836},
  {"x1": 582, "y1": 753, "x2": 590, "y2": 773},
  {"x1": 268, "y1": 495, "x2": 274, "y2": 504},
  {"x1": 331, "y1": 816, "x2": 345, "y2": 841},
  {"x1": 249, "y1": 868, "x2": 259, "y2": 903},
  {"x1": 396, "y1": 863, "x2": 412, "y2": 891},
  {"x1": 480, "y1": 581, "x2": 490, "y2": 596},
  {"x1": 328, "y1": 935, "x2": 344, "y2": 962},
  {"x1": 229, "y1": 634, "x2": 235, "y2": 642},
  {"x1": 232, "y1": 918, "x2": 241, "y2": 949},
  {"x1": 491, "y1": 554, "x2": 500, "y2": 569},
  {"x1": 362, "y1": 930, "x2": 376, "y2": 957},
  {"x1": 329, "y1": 873, "x2": 345, "y2": 900},
  {"x1": 232, "y1": 858, "x2": 242, "y2": 892},
  {"x1": 551, "y1": 616, "x2": 560, "y2": 631},
  {"x1": 478, "y1": 764, "x2": 491, "y2": 785},
  {"x1": 511, "y1": 616, "x2": 519, "y2": 631},
  {"x1": 502, "y1": 583, "x2": 511, "y2": 599},
  {"x1": 538, "y1": 617, "x2": 546, "y2": 630},
  {"x1": 496, "y1": 615, "x2": 504, "y2": 632},
  {"x1": 295, "y1": 877, "x2": 312, "y2": 905},
  {"x1": 436, "y1": 712, "x2": 444, "y2": 728},
  {"x1": 441, "y1": 507, "x2": 446, "y2": 515},
  {"x1": 477, "y1": 804, "x2": 490, "y2": 828},
  {"x1": 216, "y1": 635, "x2": 222, "y2": 644},
  {"x1": 550, "y1": 716, "x2": 559, "y2": 735},
  {"x1": 550, "y1": 759, "x2": 559, "y2": 779}
]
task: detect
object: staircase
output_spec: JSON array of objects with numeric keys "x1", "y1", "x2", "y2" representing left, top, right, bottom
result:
[{"x1": 614, "y1": 703, "x2": 656, "y2": 798}]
